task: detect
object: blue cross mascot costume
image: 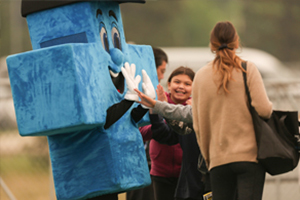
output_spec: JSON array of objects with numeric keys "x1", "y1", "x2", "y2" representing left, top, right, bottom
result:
[{"x1": 6, "y1": 0, "x2": 158, "y2": 199}]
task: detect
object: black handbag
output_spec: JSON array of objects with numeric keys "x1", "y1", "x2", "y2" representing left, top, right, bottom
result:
[{"x1": 242, "y1": 62, "x2": 300, "y2": 176}]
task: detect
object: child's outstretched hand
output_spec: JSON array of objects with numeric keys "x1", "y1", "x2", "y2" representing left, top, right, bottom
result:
[
  {"x1": 156, "y1": 84, "x2": 167, "y2": 102},
  {"x1": 186, "y1": 99, "x2": 192, "y2": 105},
  {"x1": 134, "y1": 88, "x2": 156, "y2": 109}
]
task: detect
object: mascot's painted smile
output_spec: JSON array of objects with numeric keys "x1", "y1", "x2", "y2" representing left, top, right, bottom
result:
[{"x1": 110, "y1": 68, "x2": 124, "y2": 93}]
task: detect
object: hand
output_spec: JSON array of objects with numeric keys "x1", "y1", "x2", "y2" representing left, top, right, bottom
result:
[
  {"x1": 186, "y1": 99, "x2": 192, "y2": 105},
  {"x1": 121, "y1": 62, "x2": 141, "y2": 101},
  {"x1": 134, "y1": 88, "x2": 156, "y2": 108},
  {"x1": 156, "y1": 84, "x2": 167, "y2": 102}
]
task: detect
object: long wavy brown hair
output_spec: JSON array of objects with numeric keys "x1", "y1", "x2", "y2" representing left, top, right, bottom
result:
[{"x1": 210, "y1": 21, "x2": 245, "y2": 93}]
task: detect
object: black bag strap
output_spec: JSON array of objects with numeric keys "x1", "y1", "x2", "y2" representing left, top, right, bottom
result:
[{"x1": 241, "y1": 62, "x2": 252, "y2": 106}]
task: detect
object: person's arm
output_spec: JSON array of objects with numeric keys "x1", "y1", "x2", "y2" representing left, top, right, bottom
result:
[
  {"x1": 153, "y1": 101, "x2": 193, "y2": 123},
  {"x1": 131, "y1": 105, "x2": 149, "y2": 123},
  {"x1": 150, "y1": 114, "x2": 179, "y2": 145},
  {"x1": 139, "y1": 124, "x2": 153, "y2": 141},
  {"x1": 135, "y1": 88, "x2": 193, "y2": 123},
  {"x1": 104, "y1": 100, "x2": 133, "y2": 129},
  {"x1": 165, "y1": 118, "x2": 193, "y2": 135},
  {"x1": 104, "y1": 100, "x2": 148, "y2": 130}
]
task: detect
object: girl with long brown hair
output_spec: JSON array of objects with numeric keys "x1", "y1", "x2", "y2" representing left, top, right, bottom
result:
[{"x1": 192, "y1": 21, "x2": 272, "y2": 200}]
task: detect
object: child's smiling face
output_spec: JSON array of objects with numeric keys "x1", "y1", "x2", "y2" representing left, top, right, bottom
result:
[{"x1": 168, "y1": 74, "x2": 193, "y2": 104}]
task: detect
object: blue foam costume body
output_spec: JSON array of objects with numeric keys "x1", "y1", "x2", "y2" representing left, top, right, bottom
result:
[{"x1": 6, "y1": 1, "x2": 157, "y2": 199}]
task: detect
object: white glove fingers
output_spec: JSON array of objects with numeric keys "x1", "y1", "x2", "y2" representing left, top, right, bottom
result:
[
  {"x1": 130, "y1": 64, "x2": 136, "y2": 78},
  {"x1": 124, "y1": 62, "x2": 130, "y2": 70},
  {"x1": 142, "y1": 82, "x2": 146, "y2": 92},
  {"x1": 135, "y1": 75, "x2": 141, "y2": 86},
  {"x1": 141, "y1": 69, "x2": 156, "y2": 99},
  {"x1": 125, "y1": 62, "x2": 131, "y2": 75},
  {"x1": 122, "y1": 62, "x2": 140, "y2": 102},
  {"x1": 142, "y1": 69, "x2": 151, "y2": 83},
  {"x1": 121, "y1": 67, "x2": 130, "y2": 82}
]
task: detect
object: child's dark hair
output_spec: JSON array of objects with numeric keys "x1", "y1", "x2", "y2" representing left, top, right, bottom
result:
[
  {"x1": 152, "y1": 47, "x2": 168, "y2": 69},
  {"x1": 167, "y1": 66, "x2": 195, "y2": 83}
]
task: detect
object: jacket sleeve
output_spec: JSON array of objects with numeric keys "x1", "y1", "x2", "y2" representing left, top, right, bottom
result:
[
  {"x1": 165, "y1": 118, "x2": 194, "y2": 135},
  {"x1": 139, "y1": 125, "x2": 153, "y2": 142},
  {"x1": 105, "y1": 100, "x2": 148, "y2": 130},
  {"x1": 153, "y1": 101, "x2": 193, "y2": 123},
  {"x1": 131, "y1": 105, "x2": 149, "y2": 123},
  {"x1": 150, "y1": 114, "x2": 179, "y2": 145}
]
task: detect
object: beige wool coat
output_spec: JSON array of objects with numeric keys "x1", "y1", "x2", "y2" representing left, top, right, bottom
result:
[{"x1": 192, "y1": 61, "x2": 272, "y2": 170}]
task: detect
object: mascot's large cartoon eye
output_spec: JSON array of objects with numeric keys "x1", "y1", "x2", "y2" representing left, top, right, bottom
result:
[
  {"x1": 111, "y1": 27, "x2": 121, "y2": 50},
  {"x1": 100, "y1": 26, "x2": 109, "y2": 53}
]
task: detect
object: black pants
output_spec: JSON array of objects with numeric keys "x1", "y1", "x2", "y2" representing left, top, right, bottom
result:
[
  {"x1": 126, "y1": 181, "x2": 155, "y2": 200},
  {"x1": 151, "y1": 175, "x2": 178, "y2": 200},
  {"x1": 210, "y1": 162, "x2": 265, "y2": 200}
]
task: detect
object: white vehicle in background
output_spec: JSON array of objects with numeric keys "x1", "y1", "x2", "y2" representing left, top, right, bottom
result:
[{"x1": 160, "y1": 47, "x2": 294, "y2": 88}]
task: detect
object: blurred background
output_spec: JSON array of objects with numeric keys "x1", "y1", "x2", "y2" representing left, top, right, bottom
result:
[{"x1": 0, "y1": 0, "x2": 299, "y2": 199}]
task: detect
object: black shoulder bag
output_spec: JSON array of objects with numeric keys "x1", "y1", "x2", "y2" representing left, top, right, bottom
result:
[{"x1": 242, "y1": 62, "x2": 300, "y2": 176}]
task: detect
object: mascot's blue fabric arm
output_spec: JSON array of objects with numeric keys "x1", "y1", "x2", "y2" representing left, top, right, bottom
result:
[{"x1": 7, "y1": 43, "x2": 112, "y2": 136}]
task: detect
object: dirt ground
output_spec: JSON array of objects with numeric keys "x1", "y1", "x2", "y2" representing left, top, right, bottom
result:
[{"x1": 0, "y1": 172, "x2": 126, "y2": 200}]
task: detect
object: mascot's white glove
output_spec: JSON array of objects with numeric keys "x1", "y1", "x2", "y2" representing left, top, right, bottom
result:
[
  {"x1": 141, "y1": 69, "x2": 156, "y2": 109},
  {"x1": 121, "y1": 62, "x2": 141, "y2": 101}
]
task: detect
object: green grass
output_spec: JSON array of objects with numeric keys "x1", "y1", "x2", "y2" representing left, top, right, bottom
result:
[
  {"x1": 0, "y1": 156, "x2": 53, "y2": 200},
  {"x1": 1, "y1": 155, "x2": 49, "y2": 175}
]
